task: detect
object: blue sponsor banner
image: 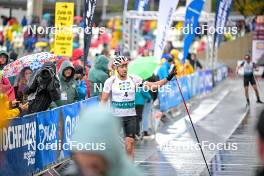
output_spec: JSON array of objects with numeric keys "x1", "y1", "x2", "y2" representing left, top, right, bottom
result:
[
  {"x1": 179, "y1": 76, "x2": 190, "y2": 101},
  {"x1": 81, "y1": 96, "x2": 99, "y2": 108},
  {"x1": 35, "y1": 109, "x2": 60, "y2": 171},
  {"x1": 159, "y1": 67, "x2": 226, "y2": 111},
  {"x1": 159, "y1": 79, "x2": 181, "y2": 111},
  {"x1": 0, "y1": 115, "x2": 36, "y2": 176},
  {"x1": 204, "y1": 70, "x2": 213, "y2": 92},
  {"x1": 199, "y1": 71, "x2": 206, "y2": 93},
  {"x1": 62, "y1": 102, "x2": 80, "y2": 158}
]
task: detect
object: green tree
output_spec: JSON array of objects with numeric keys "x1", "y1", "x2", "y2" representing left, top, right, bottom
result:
[{"x1": 233, "y1": 0, "x2": 264, "y2": 16}]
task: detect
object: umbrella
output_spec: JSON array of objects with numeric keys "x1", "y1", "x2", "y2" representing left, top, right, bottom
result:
[
  {"x1": 128, "y1": 56, "x2": 159, "y2": 79},
  {"x1": 2, "y1": 52, "x2": 58, "y2": 78}
]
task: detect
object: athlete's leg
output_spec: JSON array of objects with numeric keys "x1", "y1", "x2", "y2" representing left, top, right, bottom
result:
[
  {"x1": 244, "y1": 86, "x2": 250, "y2": 104},
  {"x1": 125, "y1": 137, "x2": 135, "y2": 160},
  {"x1": 122, "y1": 116, "x2": 136, "y2": 160},
  {"x1": 244, "y1": 77, "x2": 250, "y2": 104}
]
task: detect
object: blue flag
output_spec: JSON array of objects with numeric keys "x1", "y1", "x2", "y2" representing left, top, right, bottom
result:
[
  {"x1": 214, "y1": 0, "x2": 233, "y2": 49},
  {"x1": 134, "y1": 0, "x2": 150, "y2": 10},
  {"x1": 182, "y1": 0, "x2": 205, "y2": 63}
]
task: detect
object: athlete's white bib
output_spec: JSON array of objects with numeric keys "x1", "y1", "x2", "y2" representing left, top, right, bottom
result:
[{"x1": 103, "y1": 75, "x2": 144, "y2": 117}]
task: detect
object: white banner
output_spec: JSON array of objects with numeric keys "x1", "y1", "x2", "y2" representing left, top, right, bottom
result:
[
  {"x1": 154, "y1": 0, "x2": 179, "y2": 60},
  {"x1": 252, "y1": 40, "x2": 264, "y2": 63}
]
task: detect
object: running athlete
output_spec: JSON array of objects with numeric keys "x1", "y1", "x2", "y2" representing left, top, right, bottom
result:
[
  {"x1": 101, "y1": 56, "x2": 176, "y2": 159},
  {"x1": 237, "y1": 54, "x2": 263, "y2": 105}
]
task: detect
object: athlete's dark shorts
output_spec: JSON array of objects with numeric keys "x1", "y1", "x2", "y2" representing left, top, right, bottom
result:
[
  {"x1": 244, "y1": 75, "x2": 256, "y2": 87},
  {"x1": 120, "y1": 116, "x2": 137, "y2": 138}
]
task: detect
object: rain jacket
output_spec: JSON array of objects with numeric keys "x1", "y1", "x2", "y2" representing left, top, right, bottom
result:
[
  {"x1": 0, "y1": 94, "x2": 20, "y2": 124},
  {"x1": 157, "y1": 61, "x2": 171, "y2": 80},
  {"x1": 0, "y1": 77, "x2": 16, "y2": 101},
  {"x1": 62, "y1": 106, "x2": 143, "y2": 176},
  {"x1": 57, "y1": 60, "x2": 78, "y2": 106},
  {"x1": 88, "y1": 55, "x2": 109, "y2": 97},
  {"x1": 135, "y1": 87, "x2": 152, "y2": 105},
  {"x1": 0, "y1": 70, "x2": 15, "y2": 101},
  {"x1": 24, "y1": 62, "x2": 60, "y2": 114},
  {"x1": 76, "y1": 80, "x2": 87, "y2": 101}
]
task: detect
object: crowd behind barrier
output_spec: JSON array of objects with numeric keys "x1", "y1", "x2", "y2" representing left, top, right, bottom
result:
[{"x1": 0, "y1": 65, "x2": 228, "y2": 176}]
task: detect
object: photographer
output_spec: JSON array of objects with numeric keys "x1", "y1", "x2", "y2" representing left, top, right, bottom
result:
[{"x1": 24, "y1": 62, "x2": 61, "y2": 114}]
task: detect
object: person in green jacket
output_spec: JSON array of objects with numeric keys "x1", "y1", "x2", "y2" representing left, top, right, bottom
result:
[
  {"x1": 61, "y1": 105, "x2": 143, "y2": 176},
  {"x1": 135, "y1": 87, "x2": 152, "y2": 138},
  {"x1": 88, "y1": 55, "x2": 109, "y2": 97},
  {"x1": 57, "y1": 60, "x2": 78, "y2": 106}
]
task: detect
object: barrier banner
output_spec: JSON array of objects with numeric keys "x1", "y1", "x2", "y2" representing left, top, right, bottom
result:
[
  {"x1": 81, "y1": 96, "x2": 99, "y2": 108},
  {"x1": 199, "y1": 71, "x2": 205, "y2": 93},
  {"x1": 159, "y1": 79, "x2": 181, "y2": 111},
  {"x1": 62, "y1": 103, "x2": 80, "y2": 158},
  {"x1": 188, "y1": 72, "x2": 199, "y2": 98},
  {"x1": 179, "y1": 76, "x2": 190, "y2": 101},
  {"x1": 0, "y1": 115, "x2": 36, "y2": 176},
  {"x1": 35, "y1": 109, "x2": 60, "y2": 171},
  {"x1": 204, "y1": 70, "x2": 213, "y2": 92}
]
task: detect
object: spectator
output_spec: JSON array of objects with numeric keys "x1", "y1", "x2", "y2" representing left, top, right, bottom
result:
[
  {"x1": 21, "y1": 16, "x2": 27, "y2": 27},
  {"x1": 24, "y1": 62, "x2": 60, "y2": 114},
  {"x1": 183, "y1": 59, "x2": 194, "y2": 75},
  {"x1": 79, "y1": 56, "x2": 91, "y2": 98},
  {"x1": 157, "y1": 56, "x2": 175, "y2": 80},
  {"x1": 74, "y1": 66, "x2": 87, "y2": 101},
  {"x1": 57, "y1": 60, "x2": 78, "y2": 106},
  {"x1": 88, "y1": 55, "x2": 109, "y2": 97},
  {"x1": 135, "y1": 87, "x2": 152, "y2": 139},
  {"x1": 0, "y1": 50, "x2": 9, "y2": 70},
  {"x1": 188, "y1": 53, "x2": 203, "y2": 70},
  {"x1": 62, "y1": 106, "x2": 143, "y2": 176},
  {"x1": 9, "y1": 50, "x2": 18, "y2": 62},
  {"x1": 14, "y1": 67, "x2": 33, "y2": 102},
  {"x1": 256, "y1": 109, "x2": 264, "y2": 176},
  {"x1": 0, "y1": 30, "x2": 4, "y2": 47},
  {"x1": 0, "y1": 71, "x2": 15, "y2": 101},
  {"x1": 0, "y1": 94, "x2": 28, "y2": 121}
]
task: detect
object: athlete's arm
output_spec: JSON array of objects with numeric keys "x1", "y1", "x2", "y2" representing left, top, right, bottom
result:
[
  {"x1": 143, "y1": 66, "x2": 176, "y2": 90},
  {"x1": 236, "y1": 61, "x2": 244, "y2": 73},
  {"x1": 101, "y1": 92, "x2": 110, "y2": 105}
]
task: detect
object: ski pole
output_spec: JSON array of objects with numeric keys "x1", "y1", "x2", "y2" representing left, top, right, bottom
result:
[{"x1": 175, "y1": 76, "x2": 212, "y2": 176}]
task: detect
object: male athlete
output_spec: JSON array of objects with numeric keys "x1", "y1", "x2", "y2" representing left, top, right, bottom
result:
[
  {"x1": 101, "y1": 56, "x2": 176, "y2": 159},
  {"x1": 237, "y1": 54, "x2": 263, "y2": 105}
]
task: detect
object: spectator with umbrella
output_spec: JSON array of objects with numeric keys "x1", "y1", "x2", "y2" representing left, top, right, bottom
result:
[{"x1": 24, "y1": 62, "x2": 61, "y2": 114}]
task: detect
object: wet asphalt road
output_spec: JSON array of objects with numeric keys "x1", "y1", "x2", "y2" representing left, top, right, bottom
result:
[{"x1": 136, "y1": 78, "x2": 264, "y2": 176}]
